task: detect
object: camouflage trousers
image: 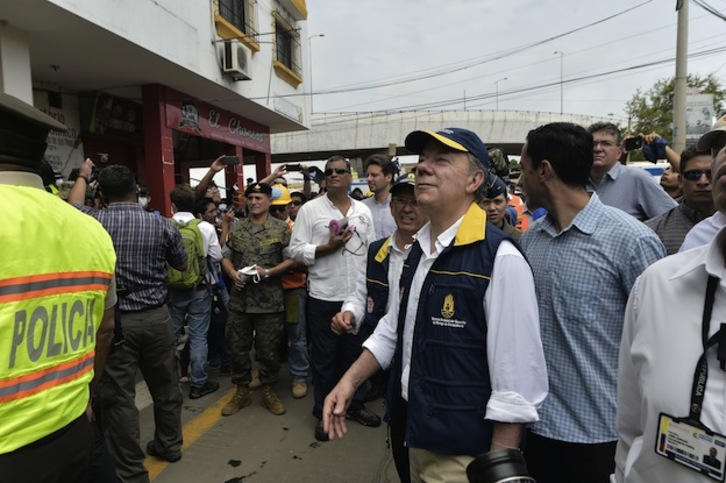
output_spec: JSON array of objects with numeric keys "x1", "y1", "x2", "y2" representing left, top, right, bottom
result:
[{"x1": 226, "y1": 310, "x2": 284, "y2": 387}]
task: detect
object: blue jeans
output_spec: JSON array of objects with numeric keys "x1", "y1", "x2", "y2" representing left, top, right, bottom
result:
[
  {"x1": 170, "y1": 287, "x2": 212, "y2": 388},
  {"x1": 285, "y1": 288, "x2": 309, "y2": 381}
]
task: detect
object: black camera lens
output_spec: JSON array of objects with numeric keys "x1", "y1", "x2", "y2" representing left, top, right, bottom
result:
[{"x1": 467, "y1": 449, "x2": 535, "y2": 483}]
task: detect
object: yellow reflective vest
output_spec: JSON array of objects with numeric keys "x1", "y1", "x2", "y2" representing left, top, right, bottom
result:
[{"x1": 0, "y1": 184, "x2": 116, "y2": 454}]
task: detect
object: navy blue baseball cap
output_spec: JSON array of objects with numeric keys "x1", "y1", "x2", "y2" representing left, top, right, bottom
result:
[
  {"x1": 485, "y1": 176, "x2": 508, "y2": 199},
  {"x1": 404, "y1": 127, "x2": 492, "y2": 169},
  {"x1": 390, "y1": 172, "x2": 416, "y2": 197}
]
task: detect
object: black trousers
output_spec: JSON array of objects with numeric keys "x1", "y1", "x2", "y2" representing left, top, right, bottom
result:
[
  {"x1": 0, "y1": 415, "x2": 93, "y2": 483},
  {"x1": 524, "y1": 431, "x2": 616, "y2": 483},
  {"x1": 389, "y1": 400, "x2": 411, "y2": 483}
]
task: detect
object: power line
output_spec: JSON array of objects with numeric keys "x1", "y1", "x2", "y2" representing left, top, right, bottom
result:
[
  {"x1": 693, "y1": 0, "x2": 726, "y2": 20},
  {"x1": 253, "y1": 0, "x2": 654, "y2": 100},
  {"x1": 306, "y1": 45, "x2": 726, "y2": 126}
]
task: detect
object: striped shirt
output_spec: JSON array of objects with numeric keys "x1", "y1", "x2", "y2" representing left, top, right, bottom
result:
[
  {"x1": 520, "y1": 194, "x2": 665, "y2": 443},
  {"x1": 645, "y1": 202, "x2": 710, "y2": 256},
  {"x1": 75, "y1": 203, "x2": 187, "y2": 311}
]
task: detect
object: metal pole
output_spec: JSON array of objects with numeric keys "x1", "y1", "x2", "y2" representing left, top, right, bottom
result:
[
  {"x1": 673, "y1": 0, "x2": 689, "y2": 152},
  {"x1": 554, "y1": 51, "x2": 564, "y2": 114},
  {"x1": 494, "y1": 77, "x2": 507, "y2": 110},
  {"x1": 308, "y1": 34, "x2": 325, "y2": 115}
]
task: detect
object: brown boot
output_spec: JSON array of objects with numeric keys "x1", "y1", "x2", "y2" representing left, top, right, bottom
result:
[
  {"x1": 221, "y1": 385, "x2": 251, "y2": 417},
  {"x1": 260, "y1": 385, "x2": 286, "y2": 415},
  {"x1": 249, "y1": 368, "x2": 261, "y2": 390}
]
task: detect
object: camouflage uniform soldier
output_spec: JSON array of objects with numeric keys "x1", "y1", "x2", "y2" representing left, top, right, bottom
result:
[{"x1": 221, "y1": 183, "x2": 295, "y2": 416}]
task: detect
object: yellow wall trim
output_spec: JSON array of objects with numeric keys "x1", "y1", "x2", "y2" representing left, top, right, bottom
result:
[
  {"x1": 290, "y1": 0, "x2": 308, "y2": 19},
  {"x1": 214, "y1": 14, "x2": 260, "y2": 53},
  {"x1": 273, "y1": 60, "x2": 302, "y2": 88}
]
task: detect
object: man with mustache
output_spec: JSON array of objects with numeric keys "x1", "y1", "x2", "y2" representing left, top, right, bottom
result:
[{"x1": 646, "y1": 146, "x2": 716, "y2": 255}]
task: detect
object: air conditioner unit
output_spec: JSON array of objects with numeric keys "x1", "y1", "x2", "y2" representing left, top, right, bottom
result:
[{"x1": 223, "y1": 39, "x2": 252, "y2": 81}]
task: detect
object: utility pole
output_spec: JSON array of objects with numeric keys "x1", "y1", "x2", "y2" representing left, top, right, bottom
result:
[
  {"x1": 554, "y1": 51, "x2": 564, "y2": 114},
  {"x1": 673, "y1": 0, "x2": 689, "y2": 153},
  {"x1": 494, "y1": 77, "x2": 507, "y2": 110}
]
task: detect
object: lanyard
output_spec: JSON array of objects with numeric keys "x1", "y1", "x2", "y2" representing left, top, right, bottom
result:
[{"x1": 689, "y1": 276, "x2": 726, "y2": 426}]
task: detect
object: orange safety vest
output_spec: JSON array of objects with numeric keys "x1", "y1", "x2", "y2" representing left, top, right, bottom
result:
[
  {"x1": 0, "y1": 184, "x2": 115, "y2": 454},
  {"x1": 282, "y1": 218, "x2": 306, "y2": 290}
]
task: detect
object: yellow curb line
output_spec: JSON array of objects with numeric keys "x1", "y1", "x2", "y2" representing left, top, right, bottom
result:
[{"x1": 147, "y1": 387, "x2": 235, "y2": 480}]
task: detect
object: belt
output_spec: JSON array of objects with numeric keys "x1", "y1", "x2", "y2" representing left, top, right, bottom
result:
[{"x1": 118, "y1": 302, "x2": 166, "y2": 314}]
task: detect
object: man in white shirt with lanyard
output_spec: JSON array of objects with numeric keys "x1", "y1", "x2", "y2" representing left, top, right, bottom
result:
[
  {"x1": 288, "y1": 155, "x2": 378, "y2": 442},
  {"x1": 616, "y1": 145, "x2": 726, "y2": 483},
  {"x1": 322, "y1": 128, "x2": 548, "y2": 483}
]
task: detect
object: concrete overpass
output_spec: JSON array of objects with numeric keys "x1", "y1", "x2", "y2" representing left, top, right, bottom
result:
[{"x1": 271, "y1": 110, "x2": 619, "y2": 163}]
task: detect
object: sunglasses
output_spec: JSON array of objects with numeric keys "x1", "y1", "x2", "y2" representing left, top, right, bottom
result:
[
  {"x1": 291, "y1": 200, "x2": 303, "y2": 206},
  {"x1": 682, "y1": 169, "x2": 712, "y2": 181},
  {"x1": 325, "y1": 168, "x2": 350, "y2": 176}
]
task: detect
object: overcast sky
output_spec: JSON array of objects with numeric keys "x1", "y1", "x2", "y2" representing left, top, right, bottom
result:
[{"x1": 304, "y1": 0, "x2": 726, "y2": 121}]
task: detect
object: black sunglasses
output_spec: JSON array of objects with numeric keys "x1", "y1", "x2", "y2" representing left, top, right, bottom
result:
[
  {"x1": 325, "y1": 168, "x2": 350, "y2": 176},
  {"x1": 682, "y1": 169, "x2": 712, "y2": 181},
  {"x1": 291, "y1": 200, "x2": 303, "y2": 206}
]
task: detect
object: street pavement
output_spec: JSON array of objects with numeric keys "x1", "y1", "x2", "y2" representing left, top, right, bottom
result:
[{"x1": 137, "y1": 363, "x2": 400, "y2": 483}]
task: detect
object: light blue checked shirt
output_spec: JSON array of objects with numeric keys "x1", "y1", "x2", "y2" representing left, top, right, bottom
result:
[{"x1": 521, "y1": 194, "x2": 665, "y2": 443}]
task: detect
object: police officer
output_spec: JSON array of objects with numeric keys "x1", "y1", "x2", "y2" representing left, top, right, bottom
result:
[
  {"x1": 221, "y1": 182, "x2": 295, "y2": 417},
  {"x1": 0, "y1": 92, "x2": 117, "y2": 482}
]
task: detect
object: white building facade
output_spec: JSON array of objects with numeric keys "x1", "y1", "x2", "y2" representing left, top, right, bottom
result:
[{"x1": 0, "y1": 0, "x2": 311, "y2": 214}]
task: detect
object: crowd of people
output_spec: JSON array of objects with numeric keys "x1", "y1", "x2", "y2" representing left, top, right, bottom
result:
[{"x1": 5, "y1": 84, "x2": 726, "y2": 483}]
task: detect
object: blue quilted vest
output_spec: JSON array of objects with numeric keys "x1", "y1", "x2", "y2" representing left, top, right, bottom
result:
[
  {"x1": 362, "y1": 237, "x2": 392, "y2": 331},
  {"x1": 387, "y1": 203, "x2": 510, "y2": 456}
]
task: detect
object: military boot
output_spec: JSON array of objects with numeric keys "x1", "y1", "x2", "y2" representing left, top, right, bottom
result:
[
  {"x1": 249, "y1": 368, "x2": 261, "y2": 390},
  {"x1": 221, "y1": 385, "x2": 251, "y2": 417},
  {"x1": 260, "y1": 385, "x2": 286, "y2": 415}
]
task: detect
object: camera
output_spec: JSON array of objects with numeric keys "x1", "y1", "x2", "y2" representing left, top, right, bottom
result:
[
  {"x1": 286, "y1": 163, "x2": 302, "y2": 171},
  {"x1": 466, "y1": 449, "x2": 535, "y2": 483},
  {"x1": 624, "y1": 136, "x2": 643, "y2": 152}
]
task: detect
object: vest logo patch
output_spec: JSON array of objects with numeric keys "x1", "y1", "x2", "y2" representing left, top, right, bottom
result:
[
  {"x1": 441, "y1": 293, "x2": 455, "y2": 319},
  {"x1": 366, "y1": 296, "x2": 374, "y2": 314},
  {"x1": 432, "y1": 293, "x2": 467, "y2": 329}
]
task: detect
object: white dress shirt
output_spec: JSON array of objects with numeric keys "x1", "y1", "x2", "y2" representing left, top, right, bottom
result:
[
  {"x1": 362, "y1": 194, "x2": 396, "y2": 240},
  {"x1": 341, "y1": 232, "x2": 410, "y2": 334},
  {"x1": 616, "y1": 226, "x2": 726, "y2": 483},
  {"x1": 363, "y1": 217, "x2": 548, "y2": 424},
  {"x1": 288, "y1": 194, "x2": 375, "y2": 302},
  {"x1": 680, "y1": 211, "x2": 726, "y2": 252}
]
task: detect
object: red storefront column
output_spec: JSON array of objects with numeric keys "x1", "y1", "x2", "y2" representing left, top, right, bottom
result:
[
  {"x1": 254, "y1": 150, "x2": 271, "y2": 183},
  {"x1": 142, "y1": 84, "x2": 176, "y2": 216}
]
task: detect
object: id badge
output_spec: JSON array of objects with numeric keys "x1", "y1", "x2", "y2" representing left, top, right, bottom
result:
[{"x1": 655, "y1": 413, "x2": 726, "y2": 481}]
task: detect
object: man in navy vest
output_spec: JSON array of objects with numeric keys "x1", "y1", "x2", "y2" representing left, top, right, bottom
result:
[
  {"x1": 323, "y1": 128, "x2": 548, "y2": 482},
  {"x1": 331, "y1": 172, "x2": 428, "y2": 483}
]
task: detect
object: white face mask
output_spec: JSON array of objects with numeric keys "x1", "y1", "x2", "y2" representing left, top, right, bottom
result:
[{"x1": 138, "y1": 196, "x2": 149, "y2": 208}]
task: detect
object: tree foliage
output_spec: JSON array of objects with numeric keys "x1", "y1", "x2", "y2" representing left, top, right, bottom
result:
[{"x1": 625, "y1": 73, "x2": 726, "y2": 143}]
